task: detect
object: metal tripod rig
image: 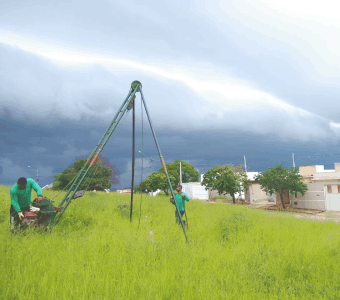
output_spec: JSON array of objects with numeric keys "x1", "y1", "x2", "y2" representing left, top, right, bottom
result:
[{"x1": 53, "y1": 81, "x2": 189, "y2": 243}]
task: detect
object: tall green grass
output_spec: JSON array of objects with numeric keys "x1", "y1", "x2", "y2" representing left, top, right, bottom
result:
[{"x1": 1, "y1": 185, "x2": 340, "y2": 299}]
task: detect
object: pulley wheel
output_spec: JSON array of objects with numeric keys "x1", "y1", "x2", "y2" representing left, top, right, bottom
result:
[{"x1": 131, "y1": 80, "x2": 142, "y2": 92}]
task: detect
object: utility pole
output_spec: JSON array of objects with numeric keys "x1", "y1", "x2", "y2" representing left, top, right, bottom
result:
[
  {"x1": 180, "y1": 161, "x2": 182, "y2": 185},
  {"x1": 244, "y1": 156, "x2": 247, "y2": 173},
  {"x1": 292, "y1": 153, "x2": 295, "y2": 168}
]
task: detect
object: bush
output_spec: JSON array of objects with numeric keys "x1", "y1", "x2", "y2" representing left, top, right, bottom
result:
[
  {"x1": 219, "y1": 212, "x2": 252, "y2": 241},
  {"x1": 115, "y1": 203, "x2": 131, "y2": 218}
]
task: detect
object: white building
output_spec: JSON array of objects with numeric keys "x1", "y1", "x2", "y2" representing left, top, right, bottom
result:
[
  {"x1": 195, "y1": 172, "x2": 262, "y2": 201},
  {"x1": 42, "y1": 183, "x2": 53, "y2": 189},
  {"x1": 294, "y1": 163, "x2": 340, "y2": 210},
  {"x1": 182, "y1": 182, "x2": 209, "y2": 200},
  {"x1": 149, "y1": 189, "x2": 161, "y2": 196}
]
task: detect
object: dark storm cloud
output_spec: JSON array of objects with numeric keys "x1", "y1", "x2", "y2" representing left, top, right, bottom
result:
[
  {"x1": 2, "y1": 112, "x2": 340, "y2": 189},
  {"x1": 0, "y1": 123, "x2": 18, "y2": 146}
]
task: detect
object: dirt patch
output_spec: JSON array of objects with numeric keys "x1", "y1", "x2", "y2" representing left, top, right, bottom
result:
[
  {"x1": 253, "y1": 204, "x2": 340, "y2": 224},
  {"x1": 209, "y1": 200, "x2": 340, "y2": 224},
  {"x1": 210, "y1": 199, "x2": 246, "y2": 205},
  {"x1": 258, "y1": 204, "x2": 325, "y2": 215},
  {"x1": 293, "y1": 211, "x2": 340, "y2": 224}
]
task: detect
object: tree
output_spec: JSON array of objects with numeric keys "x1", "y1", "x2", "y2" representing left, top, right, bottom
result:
[
  {"x1": 201, "y1": 164, "x2": 251, "y2": 204},
  {"x1": 52, "y1": 169, "x2": 77, "y2": 191},
  {"x1": 134, "y1": 179, "x2": 149, "y2": 193},
  {"x1": 53, "y1": 157, "x2": 113, "y2": 191},
  {"x1": 158, "y1": 160, "x2": 199, "y2": 185},
  {"x1": 142, "y1": 172, "x2": 176, "y2": 195},
  {"x1": 139, "y1": 160, "x2": 196, "y2": 196},
  {"x1": 69, "y1": 155, "x2": 119, "y2": 186},
  {"x1": 256, "y1": 164, "x2": 307, "y2": 209}
]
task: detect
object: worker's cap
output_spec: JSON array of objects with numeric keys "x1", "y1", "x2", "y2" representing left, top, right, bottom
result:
[
  {"x1": 176, "y1": 185, "x2": 182, "y2": 189},
  {"x1": 17, "y1": 177, "x2": 27, "y2": 184}
]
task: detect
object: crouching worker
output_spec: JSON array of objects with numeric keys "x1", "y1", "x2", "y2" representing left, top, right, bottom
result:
[
  {"x1": 10, "y1": 177, "x2": 43, "y2": 231},
  {"x1": 170, "y1": 185, "x2": 189, "y2": 224}
]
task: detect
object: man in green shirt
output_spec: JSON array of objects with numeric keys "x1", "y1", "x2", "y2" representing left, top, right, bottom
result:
[
  {"x1": 170, "y1": 185, "x2": 190, "y2": 224},
  {"x1": 10, "y1": 177, "x2": 43, "y2": 230}
]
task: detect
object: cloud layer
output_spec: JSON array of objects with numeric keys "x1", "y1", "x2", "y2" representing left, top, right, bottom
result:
[
  {"x1": 0, "y1": 41, "x2": 339, "y2": 143},
  {"x1": 1, "y1": 0, "x2": 340, "y2": 189}
]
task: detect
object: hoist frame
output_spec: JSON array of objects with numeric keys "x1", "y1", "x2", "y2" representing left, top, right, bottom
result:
[{"x1": 52, "y1": 81, "x2": 189, "y2": 243}]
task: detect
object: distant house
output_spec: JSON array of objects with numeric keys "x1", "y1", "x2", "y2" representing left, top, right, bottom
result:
[
  {"x1": 293, "y1": 163, "x2": 340, "y2": 211},
  {"x1": 116, "y1": 188, "x2": 131, "y2": 194},
  {"x1": 42, "y1": 183, "x2": 53, "y2": 189},
  {"x1": 149, "y1": 189, "x2": 161, "y2": 197},
  {"x1": 200, "y1": 172, "x2": 274, "y2": 202},
  {"x1": 244, "y1": 172, "x2": 276, "y2": 204}
]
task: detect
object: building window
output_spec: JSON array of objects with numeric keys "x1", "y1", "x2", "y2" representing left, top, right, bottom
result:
[{"x1": 327, "y1": 185, "x2": 332, "y2": 193}]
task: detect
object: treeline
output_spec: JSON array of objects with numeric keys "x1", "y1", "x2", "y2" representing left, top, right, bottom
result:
[
  {"x1": 134, "y1": 160, "x2": 199, "y2": 195},
  {"x1": 136, "y1": 162, "x2": 307, "y2": 209},
  {"x1": 53, "y1": 156, "x2": 307, "y2": 209}
]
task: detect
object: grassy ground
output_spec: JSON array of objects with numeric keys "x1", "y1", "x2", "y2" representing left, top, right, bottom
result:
[{"x1": 1, "y1": 185, "x2": 340, "y2": 299}]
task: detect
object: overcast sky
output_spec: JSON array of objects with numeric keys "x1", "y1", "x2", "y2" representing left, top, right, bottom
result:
[{"x1": 1, "y1": 0, "x2": 340, "y2": 190}]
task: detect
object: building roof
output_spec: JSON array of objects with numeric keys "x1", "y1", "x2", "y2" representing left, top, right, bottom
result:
[
  {"x1": 300, "y1": 163, "x2": 340, "y2": 180},
  {"x1": 247, "y1": 172, "x2": 259, "y2": 181}
]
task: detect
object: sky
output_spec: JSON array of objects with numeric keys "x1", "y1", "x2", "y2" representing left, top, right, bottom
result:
[{"x1": 1, "y1": 0, "x2": 340, "y2": 190}]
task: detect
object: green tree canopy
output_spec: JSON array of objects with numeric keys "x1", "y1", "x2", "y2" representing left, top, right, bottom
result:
[
  {"x1": 142, "y1": 172, "x2": 176, "y2": 195},
  {"x1": 136, "y1": 160, "x2": 198, "y2": 196},
  {"x1": 158, "y1": 160, "x2": 199, "y2": 185},
  {"x1": 52, "y1": 158, "x2": 113, "y2": 191},
  {"x1": 70, "y1": 155, "x2": 119, "y2": 185},
  {"x1": 134, "y1": 179, "x2": 150, "y2": 193},
  {"x1": 256, "y1": 164, "x2": 307, "y2": 209},
  {"x1": 201, "y1": 164, "x2": 251, "y2": 204}
]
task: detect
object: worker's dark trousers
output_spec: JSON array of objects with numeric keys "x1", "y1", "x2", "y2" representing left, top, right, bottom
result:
[
  {"x1": 10, "y1": 205, "x2": 30, "y2": 231},
  {"x1": 175, "y1": 210, "x2": 185, "y2": 224}
]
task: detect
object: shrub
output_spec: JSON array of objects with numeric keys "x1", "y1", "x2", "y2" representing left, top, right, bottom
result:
[{"x1": 219, "y1": 212, "x2": 252, "y2": 241}]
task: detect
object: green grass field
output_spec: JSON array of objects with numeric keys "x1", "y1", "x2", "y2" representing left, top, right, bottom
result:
[{"x1": 1, "y1": 185, "x2": 340, "y2": 299}]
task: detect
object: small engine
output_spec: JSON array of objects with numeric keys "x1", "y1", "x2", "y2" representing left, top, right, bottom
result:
[{"x1": 21, "y1": 211, "x2": 38, "y2": 227}]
